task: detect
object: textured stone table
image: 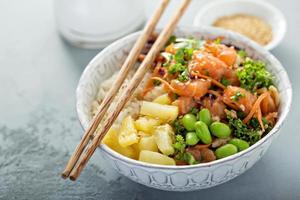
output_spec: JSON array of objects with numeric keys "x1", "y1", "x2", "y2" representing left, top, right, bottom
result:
[{"x1": 0, "y1": 0, "x2": 299, "y2": 199}]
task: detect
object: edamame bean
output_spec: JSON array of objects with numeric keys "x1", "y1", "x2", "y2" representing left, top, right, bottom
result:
[
  {"x1": 186, "y1": 132, "x2": 199, "y2": 146},
  {"x1": 195, "y1": 121, "x2": 212, "y2": 144},
  {"x1": 182, "y1": 114, "x2": 197, "y2": 131},
  {"x1": 215, "y1": 144, "x2": 238, "y2": 159},
  {"x1": 229, "y1": 138, "x2": 249, "y2": 152},
  {"x1": 210, "y1": 122, "x2": 231, "y2": 138},
  {"x1": 198, "y1": 108, "x2": 212, "y2": 125}
]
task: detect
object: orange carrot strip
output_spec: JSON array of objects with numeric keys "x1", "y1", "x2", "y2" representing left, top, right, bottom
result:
[
  {"x1": 190, "y1": 71, "x2": 226, "y2": 89},
  {"x1": 257, "y1": 106, "x2": 264, "y2": 131},
  {"x1": 243, "y1": 92, "x2": 269, "y2": 124},
  {"x1": 151, "y1": 77, "x2": 177, "y2": 93},
  {"x1": 198, "y1": 74, "x2": 226, "y2": 89}
]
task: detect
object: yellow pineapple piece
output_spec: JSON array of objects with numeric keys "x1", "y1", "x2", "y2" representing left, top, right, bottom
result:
[
  {"x1": 139, "y1": 150, "x2": 175, "y2": 165},
  {"x1": 118, "y1": 116, "x2": 139, "y2": 147},
  {"x1": 153, "y1": 124, "x2": 175, "y2": 156},
  {"x1": 131, "y1": 143, "x2": 140, "y2": 155},
  {"x1": 138, "y1": 136, "x2": 158, "y2": 152},
  {"x1": 103, "y1": 128, "x2": 137, "y2": 159},
  {"x1": 140, "y1": 101, "x2": 178, "y2": 122},
  {"x1": 153, "y1": 94, "x2": 172, "y2": 105},
  {"x1": 134, "y1": 117, "x2": 160, "y2": 134},
  {"x1": 137, "y1": 131, "x2": 151, "y2": 137}
]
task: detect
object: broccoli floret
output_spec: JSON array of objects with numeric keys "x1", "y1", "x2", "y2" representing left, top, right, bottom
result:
[
  {"x1": 237, "y1": 58, "x2": 273, "y2": 92},
  {"x1": 226, "y1": 111, "x2": 261, "y2": 145},
  {"x1": 173, "y1": 135, "x2": 199, "y2": 165},
  {"x1": 173, "y1": 135, "x2": 186, "y2": 153}
]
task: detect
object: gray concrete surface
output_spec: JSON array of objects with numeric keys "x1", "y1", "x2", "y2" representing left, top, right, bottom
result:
[{"x1": 0, "y1": 0, "x2": 299, "y2": 199}]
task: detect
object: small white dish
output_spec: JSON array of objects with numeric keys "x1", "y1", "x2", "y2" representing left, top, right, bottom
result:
[{"x1": 193, "y1": 0, "x2": 287, "y2": 50}]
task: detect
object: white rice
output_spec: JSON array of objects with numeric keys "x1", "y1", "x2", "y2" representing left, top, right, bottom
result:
[{"x1": 91, "y1": 70, "x2": 166, "y2": 130}]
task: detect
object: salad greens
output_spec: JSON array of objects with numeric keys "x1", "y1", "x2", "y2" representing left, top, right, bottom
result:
[
  {"x1": 237, "y1": 58, "x2": 273, "y2": 91},
  {"x1": 173, "y1": 135, "x2": 186, "y2": 153},
  {"x1": 226, "y1": 111, "x2": 261, "y2": 145}
]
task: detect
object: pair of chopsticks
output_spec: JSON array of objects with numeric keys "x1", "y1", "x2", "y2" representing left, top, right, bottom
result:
[{"x1": 62, "y1": 0, "x2": 191, "y2": 181}]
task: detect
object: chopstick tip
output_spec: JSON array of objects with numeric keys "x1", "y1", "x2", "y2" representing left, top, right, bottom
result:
[
  {"x1": 69, "y1": 175, "x2": 77, "y2": 181},
  {"x1": 61, "y1": 170, "x2": 70, "y2": 179}
]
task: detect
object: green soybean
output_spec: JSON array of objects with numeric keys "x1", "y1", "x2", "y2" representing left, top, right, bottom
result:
[
  {"x1": 229, "y1": 138, "x2": 249, "y2": 152},
  {"x1": 195, "y1": 121, "x2": 212, "y2": 144},
  {"x1": 182, "y1": 114, "x2": 197, "y2": 131},
  {"x1": 215, "y1": 144, "x2": 238, "y2": 159},
  {"x1": 210, "y1": 122, "x2": 231, "y2": 138},
  {"x1": 186, "y1": 132, "x2": 199, "y2": 146},
  {"x1": 198, "y1": 108, "x2": 212, "y2": 125}
]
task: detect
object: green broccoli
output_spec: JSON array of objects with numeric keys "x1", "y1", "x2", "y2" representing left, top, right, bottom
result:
[
  {"x1": 226, "y1": 111, "x2": 261, "y2": 145},
  {"x1": 237, "y1": 58, "x2": 273, "y2": 92},
  {"x1": 173, "y1": 135, "x2": 186, "y2": 153}
]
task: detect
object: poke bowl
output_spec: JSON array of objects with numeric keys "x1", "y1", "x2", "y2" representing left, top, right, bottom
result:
[{"x1": 76, "y1": 26, "x2": 292, "y2": 191}]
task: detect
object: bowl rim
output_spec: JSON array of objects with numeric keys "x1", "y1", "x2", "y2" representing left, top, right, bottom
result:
[
  {"x1": 76, "y1": 26, "x2": 292, "y2": 170},
  {"x1": 192, "y1": 0, "x2": 287, "y2": 50}
]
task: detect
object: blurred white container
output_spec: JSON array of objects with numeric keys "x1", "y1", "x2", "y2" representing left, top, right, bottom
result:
[{"x1": 54, "y1": 0, "x2": 145, "y2": 49}]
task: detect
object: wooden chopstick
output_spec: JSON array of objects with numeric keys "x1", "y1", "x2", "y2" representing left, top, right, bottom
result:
[
  {"x1": 61, "y1": 0, "x2": 170, "y2": 179},
  {"x1": 69, "y1": 0, "x2": 191, "y2": 181}
]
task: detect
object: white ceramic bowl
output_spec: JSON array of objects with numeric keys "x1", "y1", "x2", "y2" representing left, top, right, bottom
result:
[
  {"x1": 76, "y1": 27, "x2": 292, "y2": 191},
  {"x1": 193, "y1": 0, "x2": 287, "y2": 50}
]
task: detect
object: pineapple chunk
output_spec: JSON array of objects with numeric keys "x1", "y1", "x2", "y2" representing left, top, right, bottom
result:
[
  {"x1": 103, "y1": 128, "x2": 137, "y2": 159},
  {"x1": 153, "y1": 94, "x2": 172, "y2": 105},
  {"x1": 137, "y1": 131, "x2": 151, "y2": 137},
  {"x1": 131, "y1": 143, "x2": 140, "y2": 155},
  {"x1": 118, "y1": 116, "x2": 139, "y2": 147},
  {"x1": 139, "y1": 150, "x2": 175, "y2": 165},
  {"x1": 138, "y1": 136, "x2": 158, "y2": 152},
  {"x1": 140, "y1": 101, "x2": 178, "y2": 122},
  {"x1": 153, "y1": 124, "x2": 175, "y2": 156},
  {"x1": 134, "y1": 117, "x2": 160, "y2": 134}
]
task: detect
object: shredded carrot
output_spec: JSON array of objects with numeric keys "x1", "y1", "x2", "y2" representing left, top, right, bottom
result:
[
  {"x1": 243, "y1": 92, "x2": 269, "y2": 124},
  {"x1": 191, "y1": 71, "x2": 226, "y2": 89},
  {"x1": 151, "y1": 77, "x2": 177, "y2": 93},
  {"x1": 257, "y1": 106, "x2": 264, "y2": 131}
]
